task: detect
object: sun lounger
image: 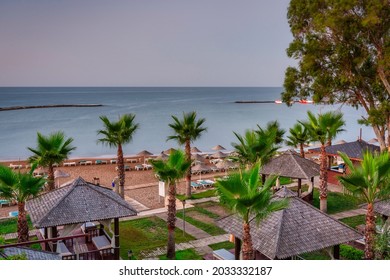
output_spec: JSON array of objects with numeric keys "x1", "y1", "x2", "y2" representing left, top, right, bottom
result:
[
  {"x1": 135, "y1": 165, "x2": 144, "y2": 171},
  {"x1": 9, "y1": 211, "x2": 18, "y2": 217},
  {"x1": 0, "y1": 200, "x2": 10, "y2": 208},
  {"x1": 126, "y1": 158, "x2": 138, "y2": 163},
  {"x1": 191, "y1": 182, "x2": 202, "y2": 189},
  {"x1": 64, "y1": 162, "x2": 76, "y2": 167},
  {"x1": 92, "y1": 235, "x2": 111, "y2": 250},
  {"x1": 110, "y1": 159, "x2": 117, "y2": 164},
  {"x1": 9, "y1": 164, "x2": 23, "y2": 169},
  {"x1": 142, "y1": 164, "x2": 153, "y2": 170},
  {"x1": 213, "y1": 249, "x2": 235, "y2": 260},
  {"x1": 57, "y1": 241, "x2": 73, "y2": 257},
  {"x1": 95, "y1": 160, "x2": 107, "y2": 165}
]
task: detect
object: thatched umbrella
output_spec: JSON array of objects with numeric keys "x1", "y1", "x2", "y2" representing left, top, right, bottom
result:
[
  {"x1": 336, "y1": 139, "x2": 347, "y2": 145},
  {"x1": 164, "y1": 148, "x2": 177, "y2": 155},
  {"x1": 216, "y1": 160, "x2": 236, "y2": 170},
  {"x1": 54, "y1": 169, "x2": 70, "y2": 188},
  {"x1": 217, "y1": 188, "x2": 362, "y2": 260},
  {"x1": 191, "y1": 147, "x2": 202, "y2": 153},
  {"x1": 212, "y1": 144, "x2": 226, "y2": 151},
  {"x1": 155, "y1": 152, "x2": 169, "y2": 161},
  {"x1": 33, "y1": 167, "x2": 47, "y2": 176},
  {"x1": 368, "y1": 138, "x2": 378, "y2": 144},
  {"x1": 260, "y1": 150, "x2": 320, "y2": 198},
  {"x1": 137, "y1": 150, "x2": 153, "y2": 163},
  {"x1": 191, "y1": 163, "x2": 211, "y2": 179},
  {"x1": 210, "y1": 151, "x2": 228, "y2": 159},
  {"x1": 191, "y1": 153, "x2": 205, "y2": 162}
]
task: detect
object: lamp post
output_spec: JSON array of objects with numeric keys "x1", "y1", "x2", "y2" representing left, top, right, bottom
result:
[
  {"x1": 127, "y1": 249, "x2": 133, "y2": 260},
  {"x1": 182, "y1": 200, "x2": 186, "y2": 236}
]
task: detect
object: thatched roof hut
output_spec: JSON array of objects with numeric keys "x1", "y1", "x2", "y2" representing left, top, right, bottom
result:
[{"x1": 217, "y1": 188, "x2": 362, "y2": 260}]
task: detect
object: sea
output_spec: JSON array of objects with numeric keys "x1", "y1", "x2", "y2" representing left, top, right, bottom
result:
[{"x1": 0, "y1": 87, "x2": 375, "y2": 160}]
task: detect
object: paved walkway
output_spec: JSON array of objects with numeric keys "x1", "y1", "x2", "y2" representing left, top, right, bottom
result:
[{"x1": 330, "y1": 208, "x2": 367, "y2": 220}]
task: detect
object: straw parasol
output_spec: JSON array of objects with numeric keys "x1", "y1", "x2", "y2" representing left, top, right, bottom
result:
[
  {"x1": 54, "y1": 169, "x2": 70, "y2": 188},
  {"x1": 191, "y1": 163, "x2": 211, "y2": 179},
  {"x1": 191, "y1": 153, "x2": 205, "y2": 162},
  {"x1": 33, "y1": 167, "x2": 47, "y2": 176},
  {"x1": 191, "y1": 147, "x2": 202, "y2": 153},
  {"x1": 212, "y1": 144, "x2": 226, "y2": 151},
  {"x1": 137, "y1": 150, "x2": 153, "y2": 163},
  {"x1": 336, "y1": 139, "x2": 347, "y2": 145},
  {"x1": 210, "y1": 151, "x2": 228, "y2": 159},
  {"x1": 216, "y1": 160, "x2": 236, "y2": 170},
  {"x1": 368, "y1": 138, "x2": 378, "y2": 144},
  {"x1": 155, "y1": 152, "x2": 169, "y2": 161},
  {"x1": 164, "y1": 148, "x2": 177, "y2": 155}
]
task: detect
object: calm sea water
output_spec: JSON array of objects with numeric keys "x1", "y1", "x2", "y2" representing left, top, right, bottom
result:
[{"x1": 0, "y1": 87, "x2": 374, "y2": 160}]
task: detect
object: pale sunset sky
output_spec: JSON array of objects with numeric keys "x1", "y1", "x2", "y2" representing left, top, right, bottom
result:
[{"x1": 0, "y1": 0, "x2": 293, "y2": 86}]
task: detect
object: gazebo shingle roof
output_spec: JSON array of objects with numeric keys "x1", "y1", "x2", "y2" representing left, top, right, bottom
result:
[
  {"x1": 260, "y1": 150, "x2": 320, "y2": 179},
  {"x1": 309, "y1": 140, "x2": 380, "y2": 160},
  {"x1": 26, "y1": 177, "x2": 137, "y2": 228},
  {"x1": 4, "y1": 247, "x2": 61, "y2": 260},
  {"x1": 216, "y1": 188, "x2": 362, "y2": 259},
  {"x1": 374, "y1": 199, "x2": 390, "y2": 217}
]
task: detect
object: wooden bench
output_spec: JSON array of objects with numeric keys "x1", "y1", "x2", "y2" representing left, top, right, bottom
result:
[{"x1": 212, "y1": 249, "x2": 235, "y2": 260}]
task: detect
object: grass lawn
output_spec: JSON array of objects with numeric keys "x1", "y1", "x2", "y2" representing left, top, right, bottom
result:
[
  {"x1": 208, "y1": 241, "x2": 235, "y2": 251},
  {"x1": 339, "y1": 215, "x2": 366, "y2": 229},
  {"x1": 118, "y1": 216, "x2": 195, "y2": 260},
  {"x1": 176, "y1": 209, "x2": 225, "y2": 236},
  {"x1": 176, "y1": 205, "x2": 226, "y2": 236},
  {"x1": 299, "y1": 245, "x2": 363, "y2": 260},
  {"x1": 0, "y1": 217, "x2": 34, "y2": 235},
  {"x1": 177, "y1": 189, "x2": 217, "y2": 201},
  {"x1": 291, "y1": 185, "x2": 364, "y2": 214},
  {"x1": 159, "y1": 248, "x2": 203, "y2": 260}
]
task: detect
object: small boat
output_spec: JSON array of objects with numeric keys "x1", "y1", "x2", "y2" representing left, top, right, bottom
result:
[
  {"x1": 275, "y1": 100, "x2": 283, "y2": 104},
  {"x1": 298, "y1": 99, "x2": 314, "y2": 104}
]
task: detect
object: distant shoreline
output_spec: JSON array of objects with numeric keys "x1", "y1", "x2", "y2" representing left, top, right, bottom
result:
[{"x1": 0, "y1": 104, "x2": 103, "y2": 111}]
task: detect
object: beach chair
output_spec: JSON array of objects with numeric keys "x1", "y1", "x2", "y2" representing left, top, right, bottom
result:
[
  {"x1": 0, "y1": 200, "x2": 10, "y2": 208},
  {"x1": 135, "y1": 165, "x2": 144, "y2": 171},
  {"x1": 191, "y1": 182, "x2": 202, "y2": 190}
]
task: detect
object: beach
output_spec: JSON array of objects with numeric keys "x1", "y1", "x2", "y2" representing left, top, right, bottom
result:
[{"x1": 0, "y1": 155, "x2": 227, "y2": 218}]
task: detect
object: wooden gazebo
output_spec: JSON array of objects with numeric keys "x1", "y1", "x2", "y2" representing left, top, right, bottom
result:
[
  {"x1": 260, "y1": 150, "x2": 320, "y2": 198},
  {"x1": 25, "y1": 177, "x2": 137, "y2": 260},
  {"x1": 217, "y1": 188, "x2": 363, "y2": 260}
]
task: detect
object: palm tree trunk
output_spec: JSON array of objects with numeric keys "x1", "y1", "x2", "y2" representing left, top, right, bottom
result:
[
  {"x1": 299, "y1": 143, "x2": 305, "y2": 158},
  {"x1": 117, "y1": 144, "x2": 125, "y2": 198},
  {"x1": 319, "y1": 144, "x2": 328, "y2": 213},
  {"x1": 242, "y1": 221, "x2": 254, "y2": 260},
  {"x1": 17, "y1": 202, "x2": 29, "y2": 243},
  {"x1": 166, "y1": 182, "x2": 177, "y2": 259},
  {"x1": 364, "y1": 203, "x2": 376, "y2": 259},
  {"x1": 47, "y1": 164, "x2": 55, "y2": 191},
  {"x1": 185, "y1": 140, "x2": 192, "y2": 197}
]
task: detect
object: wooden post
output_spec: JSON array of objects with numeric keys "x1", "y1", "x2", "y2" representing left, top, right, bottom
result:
[
  {"x1": 333, "y1": 245, "x2": 340, "y2": 259},
  {"x1": 52, "y1": 226, "x2": 58, "y2": 252},
  {"x1": 114, "y1": 218, "x2": 120, "y2": 260},
  {"x1": 234, "y1": 237, "x2": 241, "y2": 260},
  {"x1": 43, "y1": 227, "x2": 48, "y2": 251},
  {"x1": 297, "y1": 178, "x2": 302, "y2": 197},
  {"x1": 262, "y1": 174, "x2": 266, "y2": 185},
  {"x1": 310, "y1": 177, "x2": 314, "y2": 201}
]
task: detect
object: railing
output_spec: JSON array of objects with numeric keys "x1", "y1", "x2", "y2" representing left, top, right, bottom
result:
[{"x1": 62, "y1": 248, "x2": 114, "y2": 260}]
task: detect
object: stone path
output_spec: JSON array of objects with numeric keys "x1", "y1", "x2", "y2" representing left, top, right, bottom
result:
[
  {"x1": 330, "y1": 208, "x2": 367, "y2": 220},
  {"x1": 139, "y1": 234, "x2": 229, "y2": 259}
]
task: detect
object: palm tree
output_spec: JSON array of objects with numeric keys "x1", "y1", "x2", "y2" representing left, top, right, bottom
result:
[
  {"x1": 28, "y1": 131, "x2": 76, "y2": 191},
  {"x1": 150, "y1": 150, "x2": 191, "y2": 259},
  {"x1": 0, "y1": 165, "x2": 45, "y2": 243},
  {"x1": 338, "y1": 151, "x2": 390, "y2": 259},
  {"x1": 215, "y1": 165, "x2": 288, "y2": 260},
  {"x1": 97, "y1": 114, "x2": 139, "y2": 198},
  {"x1": 167, "y1": 111, "x2": 207, "y2": 197},
  {"x1": 232, "y1": 121, "x2": 284, "y2": 169},
  {"x1": 256, "y1": 120, "x2": 285, "y2": 146},
  {"x1": 285, "y1": 123, "x2": 310, "y2": 158},
  {"x1": 300, "y1": 111, "x2": 345, "y2": 212}
]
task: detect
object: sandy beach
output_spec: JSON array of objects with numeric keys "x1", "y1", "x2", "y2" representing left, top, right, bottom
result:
[{"x1": 0, "y1": 155, "x2": 227, "y2": 218}]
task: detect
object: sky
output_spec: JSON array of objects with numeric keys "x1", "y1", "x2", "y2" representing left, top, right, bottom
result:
[{"x1": 0, "y1": 0, "x2": 294, "y2": 87}]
